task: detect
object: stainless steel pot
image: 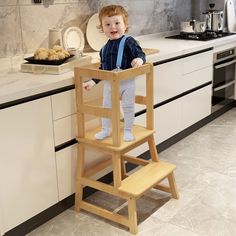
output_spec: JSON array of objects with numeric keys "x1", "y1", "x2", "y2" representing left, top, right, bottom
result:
[
  {"x1": 194, "y1": 21, "x2": 206, "y2": 33},
  {"x1": 180, "y1": 20, "x2": 206, "y2": 33},
  {"x1": 203, "y1": 4, "x2": 224, "y2": 31},
  {"x1": 180, "y1": 21, "x2": 194, "y2": 33}
]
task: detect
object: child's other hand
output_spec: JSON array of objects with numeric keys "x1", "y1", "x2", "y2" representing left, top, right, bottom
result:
[
  {"x1": 83, "y1": 80, "x2": 96, "y2": 91},
  {"x1": 131, "y1": 58, "x2": 143, "y2": 68}
]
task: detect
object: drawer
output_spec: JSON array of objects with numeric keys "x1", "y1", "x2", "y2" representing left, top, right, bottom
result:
[
  {"x1": 51, "y1": 89, "x2": 76, "y2": 120},
  {"x1": 154, "y1": 59, "x2": 182, "y2": 103},
  {"x1": 154, "y1": 99, "x2": 182, "y2": 144},
  {"x1": 54, "y1": 114, "x2": 77, "y2": 146},
  {"x1": 183, "y1": 50, "x2": 213, "y2": 74},
  {"x1": 181, "y1": 85, "x2": 211, "y2": 130},
  {"x1": 56, "y1": 144, "x2": 77, "y2": 201},
  {"x1": 181, "y1": 66, "x2": 213, "y2": 93}
]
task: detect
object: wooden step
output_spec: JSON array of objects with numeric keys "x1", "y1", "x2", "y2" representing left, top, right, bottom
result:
[{"x1": 118, "y1": 161, "x2": 176, "y2": 197}]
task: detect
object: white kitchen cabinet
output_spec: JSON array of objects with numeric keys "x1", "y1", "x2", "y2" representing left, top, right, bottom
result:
[
  {"x1": 182, "y1": 50, "x2": 212, "y2": 74},
  {"x1": 154, "y1": 59, "x2": 183, "y2": 104},
  {"x1": 134, "y1": 50, "x2": 213, "y2": 147},
  {"x1": 181, "y1": 66, "x2": 212, "y2": 93},
  {"x1": 52, "y1": 86, "x2": 110, "y2": 201},
  {"x1": 131, "y1": 98, "x2": 181, "y2": 154},
  {"x1": 154, "y1": 99, "x2": 182, "y2": 144},
  {"x1": 181, "y1": 85, "x2": 212, "y2": 130},
  {"x1": 56, "y1": 144, "x2": 112, "y2": 201},
  {"x1": 56, "y1": 144, "x2": 77, "y2": 201},
  {"x1": 51, "y1": 89, "x2": 77, "y2": 121},
  {"x1": 54, "y1": 114, "x2": 77, "y2": 146},
  {"x1": 153, "y1": 50, "x2": 213, "y2": 102},
  {"x1": 0, "y1": 97, "x2": 58, "y2": 234},
  {"x1": 134, "y1": 85, "x2": 211, "y2": 146}
]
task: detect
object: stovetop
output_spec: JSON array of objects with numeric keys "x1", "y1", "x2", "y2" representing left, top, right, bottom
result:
[{"x1": 166, "y1": 31, "x2": 235, "y2": 41}]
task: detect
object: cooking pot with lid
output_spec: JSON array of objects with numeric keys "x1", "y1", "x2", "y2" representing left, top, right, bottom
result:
[
  {"x1": 180, "y1": 19, "x2": 206, "y2": 33},
  {"x1": 202, "y1": 3, "x2": 224, "y2": 32}
]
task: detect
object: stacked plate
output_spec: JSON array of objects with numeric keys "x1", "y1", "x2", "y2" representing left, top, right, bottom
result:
[
  {"x1": 62, "y1": 13, "x2": 108, "y2": 53},
  {"x1": 62, "y1": 26, "x2": 85, "y2": 52},
  {"x1": 86, "y1": 13, "x2": 108, "y2": 51}
]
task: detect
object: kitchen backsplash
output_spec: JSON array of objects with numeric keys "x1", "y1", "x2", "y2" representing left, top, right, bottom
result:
[{"x1": 0, "y1": 0, "x2": 191, "y2": 58}]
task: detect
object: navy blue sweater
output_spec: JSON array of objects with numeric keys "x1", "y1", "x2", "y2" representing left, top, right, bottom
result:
[{"x1": 93, "y1": 35, "x2": 146, "y2": 83}]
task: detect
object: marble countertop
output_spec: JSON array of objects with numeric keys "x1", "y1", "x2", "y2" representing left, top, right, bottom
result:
[{"x1": 1, "y1": 32, "x2": 236, "y2": 106}]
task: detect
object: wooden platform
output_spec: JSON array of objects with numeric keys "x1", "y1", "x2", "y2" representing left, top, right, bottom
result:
[{"x1": 76, "y1": 124, "x2": 155, "y2": 152}]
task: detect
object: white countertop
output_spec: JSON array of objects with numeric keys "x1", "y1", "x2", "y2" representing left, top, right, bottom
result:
[{"x1": 1, "y1": 32, "x2": 236, "y2": 105}]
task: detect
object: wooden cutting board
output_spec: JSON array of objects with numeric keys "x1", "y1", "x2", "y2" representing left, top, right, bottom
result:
[
  {"x1": 142, "y1": 48, "x2": 160, "y2": 55},
  {"x1": 227, "y1": 0, "x2": 236, "y2": 32}
]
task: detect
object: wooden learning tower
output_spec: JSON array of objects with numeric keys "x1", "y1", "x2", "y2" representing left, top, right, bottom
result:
[{"x1": 74, "y1": 62, "x2": 179, "y2": 234}]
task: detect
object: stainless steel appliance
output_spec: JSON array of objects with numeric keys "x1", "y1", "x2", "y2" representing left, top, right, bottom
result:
[
  {"x1": 212, "y1": 47, "x2": 236, "y2": 112},
  {"x1": 202, "y1": 4, "x2": 224, "y2": 32},
  {"x1": 166, "y1": 31, "x2": 235, "y2": 41},
  {"x1": 180, "y1": 19, "x2": 206, "y2": 33}
]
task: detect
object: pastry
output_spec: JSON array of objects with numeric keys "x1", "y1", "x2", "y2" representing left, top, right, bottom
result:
[
  {"x1": 33, "y1": 46, "x2": 70, "y2": 61},
  {"x1": 48, "y1": 54, "x2": 60, "y2": 60}
]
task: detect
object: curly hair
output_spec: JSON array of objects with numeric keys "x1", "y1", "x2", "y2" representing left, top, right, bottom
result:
[{"x1": 98, "y1": 5, "x2": 129, "y2": 32}]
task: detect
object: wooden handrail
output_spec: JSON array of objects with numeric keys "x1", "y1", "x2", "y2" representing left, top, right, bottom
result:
[
  {"x1": 74, "y1": 62, "x2": 154, "y2": 146},
  {"x1": 74, "y1": 62, "x2": 152, "y2": 82}
]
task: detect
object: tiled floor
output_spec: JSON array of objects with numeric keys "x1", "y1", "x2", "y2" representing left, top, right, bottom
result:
[{"x1": 27, "y1": 108, "x2": 236, "y2": 236}]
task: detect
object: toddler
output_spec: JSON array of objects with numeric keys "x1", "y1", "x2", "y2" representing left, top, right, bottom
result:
[{"x1": 84, "y1": 5, "x2": 146, "y2": 141}]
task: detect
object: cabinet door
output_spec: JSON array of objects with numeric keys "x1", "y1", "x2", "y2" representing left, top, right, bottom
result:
[
  {"x1": 183, "y1": 50, "x2": 213, "y2": 74},
  {"x1": 51, "y1": 89, "x2": 76, "y2": 121},
  {"x1": 181, "y1": 66, "x2": 213, "y2": 93},
  {"x1": 0, "y1": 97, "x2": 58, "y2": 233},
  {"x1": 56, "y1": 144, "x2": 77, "y2": 201},
  {"x1": 154, "y1": 99, "x2": 182, "y2": 144},
  {"x1": 154, "y1": 60, "x2": 183, "y2": 104},
  {"x1": 132, "y1": 98, "x2": 181, "y2": 150},
  {"x1": 54, "y1": 114, "x2": 77, "y2": 146},
  {"x1": 181, "y1": 85, "x2": 212, "y2": 130}
]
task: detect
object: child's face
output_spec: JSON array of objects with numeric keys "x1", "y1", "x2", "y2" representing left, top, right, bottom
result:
[{"x1": 102, "y1": 15, "x2": 127, "y2": 40}]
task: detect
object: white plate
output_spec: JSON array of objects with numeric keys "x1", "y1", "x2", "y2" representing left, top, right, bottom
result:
[
  {"x1": 63, "y1": 26, "x2": 85, "y2": 51},
  {"x1": 86, "y1": 13, "x2": 108, "y2": 51}
]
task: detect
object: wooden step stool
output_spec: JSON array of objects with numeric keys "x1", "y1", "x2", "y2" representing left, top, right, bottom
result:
[{"x1": 74, "y1": 62, "x2": 179, "y2": 234}]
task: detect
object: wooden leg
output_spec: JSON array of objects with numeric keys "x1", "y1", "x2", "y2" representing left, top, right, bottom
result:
[
  {"x1": 121, "y1": 155, "x2": 127, "y2": 179},
  {"x1": 75, "y1": 143, "x2": 85, "y2": 212},
  {"x1": 128, "y1": 197, "x2": 138, "y2": 235},
  {"x1": 148, "y1": 135, "x2": 159, "y2": 162},
  {"x1": 168, "y1": 172, "x2": 179, "y2": 199},
  {"x1": 112, "y1": 152, "x2": 122, "y2": 188}
]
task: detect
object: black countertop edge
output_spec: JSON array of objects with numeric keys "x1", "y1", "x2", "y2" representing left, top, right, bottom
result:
[
  {"x1": 0, "y1": 84, "x2": 75, "y2": 110},
  {"x1": 153, "y1": 47, "x2": 213, "y2": 66}
]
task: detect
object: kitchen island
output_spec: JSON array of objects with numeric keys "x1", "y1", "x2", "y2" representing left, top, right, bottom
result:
[{"x1": 1, "y1": 32, "x2": 236, "y2": 236}]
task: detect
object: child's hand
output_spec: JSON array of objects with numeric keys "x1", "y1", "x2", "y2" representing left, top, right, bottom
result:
[
  {"x1": 83, "y1": 80, "x2": 96, "y2": 91},
  {"x1": 131, "y1": 58, "x2": 144, "y2": 68}
]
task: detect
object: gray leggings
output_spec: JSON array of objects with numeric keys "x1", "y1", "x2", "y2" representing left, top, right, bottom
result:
[{"x1": 102, "y1": 78, "x2": 135, "y2": 131}]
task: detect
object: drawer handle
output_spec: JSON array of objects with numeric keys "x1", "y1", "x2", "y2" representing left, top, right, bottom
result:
[
  {"x1": 213, "y1": 80, "x2": 235, "y2": 92},
  {"x1": 214, "y1": 59, "x2": 236, "y2": 69}
]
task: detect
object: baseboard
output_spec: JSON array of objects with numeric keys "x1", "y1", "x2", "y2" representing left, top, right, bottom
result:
[{"x1": 4, "y1": 102, "x2": 235, "y2": 236}]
